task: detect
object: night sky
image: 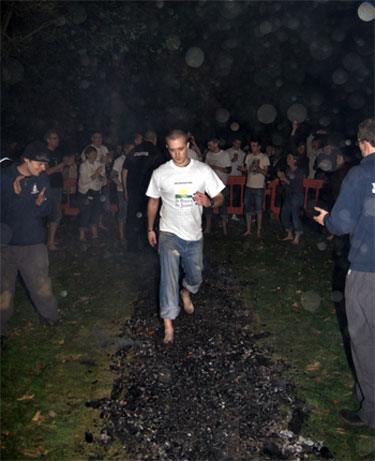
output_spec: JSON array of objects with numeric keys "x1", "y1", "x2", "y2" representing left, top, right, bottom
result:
[{"x1": 2, "y1": 1, "x2": 374, "y2": 148}]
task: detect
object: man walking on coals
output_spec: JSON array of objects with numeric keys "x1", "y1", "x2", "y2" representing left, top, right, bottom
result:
[
  {"x1": 146, "y1": 130, "x2": 225, "y2": 344},
  {"x1": 314, "y1": 118, "x2": 375, "y2": 429}
]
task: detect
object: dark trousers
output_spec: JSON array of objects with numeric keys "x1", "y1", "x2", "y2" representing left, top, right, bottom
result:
[
  {"x1": 126, "y1": 192, "x2": 148, "y2": 251},
  {"x1": 78, "y1": 191, "x2": 101, "y2": 230},
  {"x1": 345, "y1": 270, "x2": 375, "y2": 427},
  {"x1": 0, "y1": 244, "x2": 58, "y2": 336}
]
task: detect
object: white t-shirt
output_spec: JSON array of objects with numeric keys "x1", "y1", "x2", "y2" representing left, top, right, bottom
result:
[
  {"x1": 187, "y1": 148, "x2": 200, "y2": 161},
  {"x1": 245, "y1": 153, "x2": 270, "y2": 188},
  {"x1": 205, "y1": 150, "x2": 231, "y2": 184},
  {"x1": 81, "y1": 144, "x2": 109, "y2": 186},
  {"x1": 225, "y1": 147, "x2": 246, "y2": 177},
  {"x1": 146, "y1": 159, "x2": 225, "y2": 241},
  {"x1": 111, "y1": 154, "x2": 126, "y2": 192},
  {"x1": 78, "y1": 160, "x2": 104, "y2": 194}
]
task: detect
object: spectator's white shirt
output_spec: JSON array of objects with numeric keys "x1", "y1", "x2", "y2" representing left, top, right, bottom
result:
[
  {"x1": 245, "y1": 153, "x2": 270, "y2": 188},
  {"x1": 78, "y1": 160, "x2": 103, "y2": 194},
  {"x1": 81, "y1": 144, "x2": 109, "y2": 186},
  {"x1": 146, "y1": 159, "x2": 224, "y2": 241},
  {"x1": 205, "y1": 150, "x2": 231, "y2": 184},
  {"x1": 187, "y1": 148, "x2": 200, "y2": 161},
  {"x1": 111, "y1": 154, "x2": 126, "y2": 192},
  {"x1": 225, "y1": 147, "x2": 246, "y2": 177}
]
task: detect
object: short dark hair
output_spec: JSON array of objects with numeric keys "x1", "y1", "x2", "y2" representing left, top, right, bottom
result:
[
  {"x1": 84, "y1": 145, "x2": 97, "y2": 158},
  {"x1": 44, "y1": 129, "x2": 58, "y2": 143},
  {"x1": 166, "y1": 130, "x2": 188, "y2": 143},
  {"x1": 358, "y1": 118, "x2": 375, "y2": 147},
  {"x1": 144, "y1": 130, "x2": 157, "y2": 142}
]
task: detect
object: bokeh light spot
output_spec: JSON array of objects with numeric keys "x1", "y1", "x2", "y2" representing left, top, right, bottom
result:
[
  {"x1": 185, "y1": 47, "x2": 205, "y2": 68},
  {"x1": 287, "y1": 104, "x2": 307, "y2": 123},
  {"x1": 257, "y1": 104, "x2": 277, "y2": 124}
]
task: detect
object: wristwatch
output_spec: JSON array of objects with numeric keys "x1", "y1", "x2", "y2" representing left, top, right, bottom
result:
[{"x1": 209, "y1": 197, "x2": 215, "y2": 208}]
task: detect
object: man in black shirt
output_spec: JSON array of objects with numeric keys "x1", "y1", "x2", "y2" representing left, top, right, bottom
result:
[{"x1": 122, "y1": 130, "x2": 165, "y2": 251}]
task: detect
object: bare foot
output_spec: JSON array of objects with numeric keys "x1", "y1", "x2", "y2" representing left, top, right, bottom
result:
[
  {"x1": 291, "y1": 238, "x2": 300, "y2": 245},
  {"x1": 180, "y1": 289, "x2": 194, "y2": 314},
  {"x1": 242, "y1": 231, "x2": 251, "y2": 236},
  {"x1": 280, "y1": 235, "x2": 293, "y2": 241},
  {"x1": 163, "y1": 328, "x2": 174, "y2": 344},
  {"x1": 203, "y1": 229, "x2": 210, "y2": 235},
  {"x1": 99, "y1": 224, "x2": 108, "y2": 230},
  {"x1": 47, "y1": 243, "x2": 59, "y2": 251},
  {"x1": 163, "y1": 319, "x2": 174, "y2": 344},
  {"x1": 257, "y1": 232, "x2": 262, "y2": 238}
]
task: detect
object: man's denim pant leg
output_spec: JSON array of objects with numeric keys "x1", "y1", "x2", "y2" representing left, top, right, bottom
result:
[{"x1": 158, "y1": 232, "x2": 203, "y2": 320}]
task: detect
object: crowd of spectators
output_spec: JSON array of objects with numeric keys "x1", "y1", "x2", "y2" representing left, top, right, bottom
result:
[{"x1": 2, "y1": 120, "x2": 360, "y2": 250}]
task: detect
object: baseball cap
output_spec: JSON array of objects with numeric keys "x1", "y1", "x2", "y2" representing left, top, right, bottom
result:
[{"x1": 23, "y1": 141, "x2": 49, "y2": 163}]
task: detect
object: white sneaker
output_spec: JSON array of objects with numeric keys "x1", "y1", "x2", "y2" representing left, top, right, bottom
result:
[{"x1": 231, "y1": 214, "x2": 240, "y2": 221}]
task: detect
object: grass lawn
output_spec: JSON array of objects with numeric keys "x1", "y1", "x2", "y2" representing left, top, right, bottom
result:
[
  {"x1": 1, "y1": 216, "x2": 374, "y2": 459},
  {"x1": 1, "y1": 242, "x2": 138, "y2": 459},
  {"x1": 204, "y1": 215, "x2": 375, "y2": 460}
]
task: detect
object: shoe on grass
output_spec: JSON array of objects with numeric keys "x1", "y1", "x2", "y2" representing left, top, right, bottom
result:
[{"x1": 339, "y1": 409, "x2": 366, "y2": 427}]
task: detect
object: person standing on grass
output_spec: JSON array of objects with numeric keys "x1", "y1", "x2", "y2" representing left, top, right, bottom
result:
[
  {"x1": 314, "y1": 118, "x2": 375, "y2": 429},
  {"x1": 240, "y1": 138, "x2": 270, "y2": 238},
  {"x1": 204, "y1": 138, "x2": 231, "y2": 235},
  {"x1": 146, "y1": 130, "x2": 225, "y2": 344},
  {"x1": 77, "y1": 146, "x2": 103, "y2": 244},
  {"x1": 0, "y1": 141, "x2": 59, "y2": 341},
  {"x1": 277, "y1": 152, "x2": 305, "y2": 245},
  {"x1": 45, "y1": 129, "x2": 65, "y2": 251}
]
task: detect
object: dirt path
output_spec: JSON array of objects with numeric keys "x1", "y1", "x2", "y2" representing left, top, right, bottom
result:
[{"x1": 88, "y1": 251, "x2": 332, "y2": 460}]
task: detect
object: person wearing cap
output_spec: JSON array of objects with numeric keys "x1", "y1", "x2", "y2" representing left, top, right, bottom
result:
[{"x1": 0, "y1": 141, "x2": 59, "y2": 341}]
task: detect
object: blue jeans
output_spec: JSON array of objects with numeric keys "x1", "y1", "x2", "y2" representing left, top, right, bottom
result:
[
  {"x1": 47, "y1": 187, "x2": 63, "y2": 227},
  {"x1": 280, "y1": 193, "x2": 304, "y2": 234},
  {"x1": 158, "y1": 232, "x2": 203, "y2": 320},
  {"x1": 244, "y1": 187, "x2": 264, "y2": 214},
  {"x1": 100, "y1": 185, "x2": 111, "y2": 214},
  {"x1": 78, "y1": 191, "x2": 101, "y2": 230}
]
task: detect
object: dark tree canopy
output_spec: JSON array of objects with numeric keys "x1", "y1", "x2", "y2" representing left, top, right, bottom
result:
[{"x1": 1, "y1": 0, "x2": 374, "y2": 149}]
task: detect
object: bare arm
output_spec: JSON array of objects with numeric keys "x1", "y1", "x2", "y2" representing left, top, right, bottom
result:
[
  {"x1": 122, "y1": 169, "x2": 128, "y2": 201},
  {"x1": 147, "y1": 197, "x2": 160, "y2": 247},
  {"x1": 46, "y1": 162, "x2": 65, "y2": 175},
  {"x1": 189, "y1": 136, "x2": 202, "y2": 159},
  {"x1": 313, "y1": 207, "x2": 328, "y2": 226},
  {"x1": 193, "y1": 191, "x2": 224, "y2": 208}
]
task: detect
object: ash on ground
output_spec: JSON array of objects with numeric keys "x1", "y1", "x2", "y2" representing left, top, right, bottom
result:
[{"x1": 87, "y1": 254, "x2": 332, "y2": 460}]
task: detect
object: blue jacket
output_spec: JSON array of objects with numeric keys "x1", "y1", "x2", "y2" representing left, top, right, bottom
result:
[
  {"x1": 1, "y1": 163, "x2": 52, "y2": 245},
  {"x1": 324, "y1": 153, "x2": 375, "y2": 272}
]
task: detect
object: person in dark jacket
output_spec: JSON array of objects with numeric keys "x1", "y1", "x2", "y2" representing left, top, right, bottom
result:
[
  {"x1": 122, "y1": 130, "x2": 165, "y2": 251},
  {"x1": 314, "y1": 118, "x2": 375, "y2": 429},
  {"x1": 0, "y1": 141, "x2": 59, "y2": 340}
]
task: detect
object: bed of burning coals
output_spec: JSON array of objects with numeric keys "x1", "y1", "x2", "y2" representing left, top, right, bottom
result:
[{"x1": 87, "y1": 258, "x2": 333, "y2": 460}]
